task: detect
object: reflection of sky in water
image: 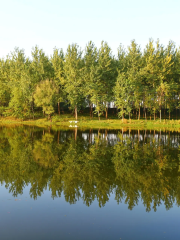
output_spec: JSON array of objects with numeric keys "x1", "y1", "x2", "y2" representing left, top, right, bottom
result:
[
  {"x1": 1, "y1": 127, "x2": 180, "y2": 239},
  {"x1": 81, "y1": 131, "x2": 180, "y2": 147},
  {"x1": 0, "y1": 184, "x2": 180, "y2": 240}
]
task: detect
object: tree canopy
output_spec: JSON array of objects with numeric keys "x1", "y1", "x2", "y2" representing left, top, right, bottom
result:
[{"x1": 1, "y1": 40, "x2": 180, "y2": 120}]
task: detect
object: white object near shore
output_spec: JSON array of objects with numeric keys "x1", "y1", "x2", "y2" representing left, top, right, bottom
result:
[{"x1": 69, "y1": 121, "x2": 78, "y2": 128}]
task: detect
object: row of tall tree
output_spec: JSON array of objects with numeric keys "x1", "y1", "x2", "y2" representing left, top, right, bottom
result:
[{"x1": 0, "y1": 39, "x2": 180, "y2": 120}]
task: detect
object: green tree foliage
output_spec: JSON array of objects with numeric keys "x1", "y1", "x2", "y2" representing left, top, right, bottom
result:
[
  {"x1": 114, "y1": 72, "x2": 132, "y2": 120},
  {"x1": 91, "y1": 41, "x2": 115, "y2": 119},
  {"x1": 1, "y1": 39, "x2": 180, "y2": 120},
  {"x1": 51, "y1": 48, "x2": 65, "y2": 115},
  {"x1": 34, "y1": 79, "x2": 58, "y2": 120},
  {"x1": 126, "y1": 40, "x2": 142, "y2": 119},
  {"x1": 64, "y1": 44, "x2": 84, "y2": 120},
  {"x1": 30, "y1": 46, "x2": 54, "y2": 117},
  {"x1": 0, "y1": 59, "x2": 11, "y2": 114},
  {"x1": 83, "y1": 41, "x2": 98, "y2": 117},
  {"x1": 6, "y1": 48, "x2": 32, "y2": 118}
]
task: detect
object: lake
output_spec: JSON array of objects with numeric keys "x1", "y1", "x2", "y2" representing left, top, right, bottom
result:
[{"x1": 0, "y1": 126, "x2": 180, "y2": 240}]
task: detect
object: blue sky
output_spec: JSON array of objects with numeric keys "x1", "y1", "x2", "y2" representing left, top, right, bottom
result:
[{"x1": 0, "y1": 0, "x2": 179, "y2": 58}]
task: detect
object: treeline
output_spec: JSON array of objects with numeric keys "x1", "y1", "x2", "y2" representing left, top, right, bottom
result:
[{"x1": 0, "y1": 39, "x2": 180, "y2": 120}]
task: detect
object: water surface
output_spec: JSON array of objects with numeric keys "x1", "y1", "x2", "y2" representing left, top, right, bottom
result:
[{"x1": 0, "y1": 127, "x2": 180, "y2": 240}]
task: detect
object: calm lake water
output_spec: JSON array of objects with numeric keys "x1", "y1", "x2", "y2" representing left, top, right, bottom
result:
[{"x1": 0, "y1": 126, "x2": 180, "y2": 240}]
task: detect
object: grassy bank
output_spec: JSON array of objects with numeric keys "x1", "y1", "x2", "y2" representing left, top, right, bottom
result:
[{"x1": 1, "y1": 114, "x2": 180, "y2": 131}]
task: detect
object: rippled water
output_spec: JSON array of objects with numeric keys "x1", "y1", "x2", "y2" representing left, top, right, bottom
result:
[{"x1": 0, "y1": 126, "x2": 180, "y2": 240}]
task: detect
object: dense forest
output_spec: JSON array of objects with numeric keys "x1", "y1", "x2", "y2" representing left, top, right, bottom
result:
[{"x1": 0, "y1": 39, "x2": 180, "y2": 121}]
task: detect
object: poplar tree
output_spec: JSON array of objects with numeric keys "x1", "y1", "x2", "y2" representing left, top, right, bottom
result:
[
  {"x1": 126, "y1": 40, "x2": 142, "y2": 119},
  {"x1": 0, "y1": 59, "x2": 11, "y2": 109},
  {"x1": 51, "y1": 48, "x2": 65, "y2": 115},
  {"x1": 114, "y1": 72, "x2": 132, "y2": 120},
  {"x1": 117, "y1": 44, "x2": 127, "y2": 72},
  {"x1": 141, "y1": 39, "x2": 157, "y2": 120},
  {"x1": 83, "y1": 41, "x2": 98, "y2": 117},
  {"x1": 91, "y1": 41, "x2": 114, "y2": 119},
  {"x1": 34, "y1": 79, "x2": 58, "y2": 120},
  {"x1": 0, "y1": 39, "x2": 180, "y2": 121},
  {"x1": 173, "y1": 46, "x2": 180, "y2": 119},
  {"x1": 64, "y1": 44, "x2": 84, "y2": 120},
  {"x1": 30, "y1": 46, "x2": 54, "y2": 117},
  {"x1": 7, "y1": 48, "x2": 32, "y2": 118},
  {"x1": 163, "y1": 41, "x2": 177, "y2": 120}
]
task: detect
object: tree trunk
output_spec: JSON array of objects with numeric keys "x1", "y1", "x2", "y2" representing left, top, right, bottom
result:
[
  {"x1": 154, "y1": 108, "x2": 156, "y2": 120},
  {"x1": 138, "y1": 107, "x2": 140, "y2": 120},
  {"x1": 145, "y1": 108, "x2": 146, "y2": 120},
  {"x1": 129, "y1": 112, "x2": 130, "y2": 120},
  {"x1": 105, "y1": 129, "x2": 107, "y2": 140},
  {"x1": 57, "y1": 131, "x2": 60, "y2": 144},
  {"x1": 75, "y1": 106, "x2": 77, "y2": 120},
  {"x1": 32, "y1": 99, "x2": 34, "y2": 119},
  {"x1": 122, "y1": 107, "x2": 123, "y2": 122},
  {"x1": 169, "y1": 110, "x2": 170, "y2": 120},
  {"x1": 75, "y1": 127, "x2": 77, "y2": 141},
  {"x1": 89, "y1": 129, "x2": 91, "y2": 144},
  {"x1": 58, "y1": 102, "x2": 60, "y2": 116},
  {"x1": 106, "y1": 106, "x2": 108, "y2": 119},
  {"x1": 160, "y1": 107, "x2": 161, "y2": 122},
  {"x1": 160, "y1": 129, "x2": 161, "y2": 142},
  {"x1": 98, "y1": 129, "x2": 100, "y2": 140},
  {"x1": 98, "y1": 110, "x2": 100, "y2": 121},
  {"x1": 90, "y1": 104, "x2": 93, "y2": 118}
]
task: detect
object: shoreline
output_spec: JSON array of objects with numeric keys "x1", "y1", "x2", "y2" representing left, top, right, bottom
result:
[{"x1": 1, "y1": 117, "x2": 180, "y2": 131}]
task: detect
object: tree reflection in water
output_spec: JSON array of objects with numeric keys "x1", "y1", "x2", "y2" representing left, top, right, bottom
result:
[{"x1": 0, "y1": 126, "x2": 180, "y2": 211}]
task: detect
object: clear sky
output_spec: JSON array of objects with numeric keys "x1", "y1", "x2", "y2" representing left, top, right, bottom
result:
[{"x1": 0, "y1": 0, "x2": 179, "y2": 58}]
